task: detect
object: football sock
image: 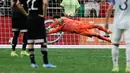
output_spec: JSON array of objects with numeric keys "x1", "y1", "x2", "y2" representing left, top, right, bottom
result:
[
  {"x1": 30, "y1": 54, "x2": 35, "y2": 64},
  {"x1": 126, "y1": 44, "x2": 130, "y2": 66},
  {"x1": 41, "y1": 45, "x2": 48, "y2": 64},
  {"x1": 112, "y1": 45, "x2": 119, "y2": 66},
  {"x1": 22, "y1": 32, "x2": 27, "y2": 51},
  {"x1": 22, "y1": 43, "x2": 26, "y2": 51},
  {"x1": 28, "y1": 49, "x2": 35, "y2": 64},
  {"x1": 12, "y1": 31, "x2": 19, "y2": 51},
  {"x1": 41, "y1": 51, "x2": 48, "y2": 64}
]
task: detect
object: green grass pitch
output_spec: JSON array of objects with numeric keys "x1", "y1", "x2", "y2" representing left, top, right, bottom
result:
[{"x1": 0, "y1": 48, "x2": 126, "y2": 73}]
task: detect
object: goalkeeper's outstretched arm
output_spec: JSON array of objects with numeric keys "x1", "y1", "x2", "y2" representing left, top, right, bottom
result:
[
  {"x1": 49, "y1": 19, "x2": 60, "y2": 28},
  {"x1": 47, "y1": 26, "x2": 62, "y2": 34}
]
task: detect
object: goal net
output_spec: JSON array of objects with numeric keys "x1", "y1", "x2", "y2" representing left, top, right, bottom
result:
[
  {"x1": 0, "y1": 0, "x2": 12, "y2": 46},
  {"x1": 0, "y1": 0, "x2": 125, "y2": 48}
]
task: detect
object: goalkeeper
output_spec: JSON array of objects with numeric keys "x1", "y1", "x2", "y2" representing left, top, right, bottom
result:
[{"x1": 47, "y1": 15, "x2": 112, "y2": 42}]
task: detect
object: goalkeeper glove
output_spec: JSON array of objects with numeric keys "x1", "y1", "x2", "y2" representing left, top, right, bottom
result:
[{"x1": 46, "y1": 27, "x2": 51, "y2": 32}]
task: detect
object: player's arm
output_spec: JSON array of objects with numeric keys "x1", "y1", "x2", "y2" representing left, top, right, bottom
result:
[
  {"x1": 105, "y1": 0, "x2": 114, "y2": 29},
  {"x1": 11, "y1": 0, "x2": 15, "y2": 8},
  {"x1": 60, "y1": 7, "x2": 65, "y2": 15},
  {"x1": 104, "y1": 0, "x2": 114, "y2": 37},
  {"x1": 74, "y1": 9, "x2": 79, "y2": 16},
  {"x1": 16, "y1": 0, "x2": 28, "y2": 16},
  {"x1": 74, "y1": 0, "x2": 80, "y2": 16},
  {"x1": 60, "y1": 0, "x2": 65, "y2": 15},
  {"x1": 47, "y1": 26, "x2": 62, "y2": 34},
  {"x1": 48, "y1": 19, "x2": 61, "y2": 29},
  {"x1": 42, "y1": 0, "x2": 48, "y2": 17}
]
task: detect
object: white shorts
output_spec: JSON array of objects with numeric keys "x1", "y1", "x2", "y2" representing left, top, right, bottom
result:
[{"x1": 112, "y1": 28, "x2": 130, "y2": 44}]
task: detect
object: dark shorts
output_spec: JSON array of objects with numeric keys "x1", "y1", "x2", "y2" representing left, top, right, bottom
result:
[
  {"x1": 27, "y1": 15, "x2": 47, "y2": 44},
  {"x1": 12, "y1": 14, "x2": 27, "y2": 32}
]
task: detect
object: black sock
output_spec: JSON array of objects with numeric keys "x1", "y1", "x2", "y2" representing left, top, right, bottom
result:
[
  {"x1": 41, "y1": 51, "x2": 48, "y2": 64},
  {"x1": 30, "y1": 54, "x2": 35, "y2": 64},
  {"x1": 28, "y1": 49, "x2": 35, "y2": 64},
  {"x1": 22, "y1": 43, "x2": 26, "y2": 51},
  {"x1": 12, "y1": 31, "x2": 19, "y2": 51},
  {"x1": 12, "y1": 44, "x2": 16, "y2": 51},
  {"x1": 22, "y1": 32, "x2": 27, "y2": 51}
]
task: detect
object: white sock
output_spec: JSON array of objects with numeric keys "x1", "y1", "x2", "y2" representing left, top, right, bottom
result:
[
  {"x1": 112, "y1": 45, "x2": 119, "y2": 66},
  {"x1": 126, "y1": 44, "x2": 130, "y2": 67}
]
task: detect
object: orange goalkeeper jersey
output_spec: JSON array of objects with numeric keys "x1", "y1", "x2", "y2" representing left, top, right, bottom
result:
[{"x1": 49, "y1": 17, "x2": 94, "y2": 33}]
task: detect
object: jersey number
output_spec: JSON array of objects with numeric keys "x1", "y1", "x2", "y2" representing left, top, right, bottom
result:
[
  {"x1": 27, "y1": 0, "x2": 37, "y2": 10},
  {"x1": 119, "y1": 0, "x2": 128, "y2": 10}
]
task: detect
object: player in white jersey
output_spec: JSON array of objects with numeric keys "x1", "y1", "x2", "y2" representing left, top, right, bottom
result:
[{"x1": 105, "y1": 0, "x2": 130, "y2": 72}]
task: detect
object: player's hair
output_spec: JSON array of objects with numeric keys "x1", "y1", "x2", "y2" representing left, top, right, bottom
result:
[{"x1": 53, "y1": 14, "x2": 61, "y2": 19}]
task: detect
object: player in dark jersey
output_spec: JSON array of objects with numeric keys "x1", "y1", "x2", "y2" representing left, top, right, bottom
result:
[
  {"x1": 26, "y1": 0, "x2": 56, "y2": 68},
  {"x1": 11, "y1": 0, "x2": 29, "y2": 57}
]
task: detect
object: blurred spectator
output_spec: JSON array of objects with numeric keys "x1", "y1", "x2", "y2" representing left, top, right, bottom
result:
[
  {"x1": 76, "y1": 0, "x2": 84, "y2": 17},
  {"x1": 98, "y1": 0, "x2": 109, "y2": 17},
  {"x1": 60, "y1": 0, "x2": 80, "y2": 16},
  {"x1": 84, "y1": 0, "x2": 100, "y2": 17}
]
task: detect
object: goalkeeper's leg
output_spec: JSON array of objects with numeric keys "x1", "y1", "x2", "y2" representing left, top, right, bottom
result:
[
  {"x1": 80, "y1": 31, "x2": 111, "y2": 42},
  {"x1": 95, "y1": 33, "x2": 111, "y2": 42},
  {"x1": 92, "y1": 25, "x2": 112, "y2": 34}
]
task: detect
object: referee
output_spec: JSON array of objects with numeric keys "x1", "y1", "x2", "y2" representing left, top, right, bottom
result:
[{"x1": 11, "y1": 0, "x2": 29, "y2": 57}]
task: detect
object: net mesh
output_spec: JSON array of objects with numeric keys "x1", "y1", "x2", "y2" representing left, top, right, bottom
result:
[
  {"x1": 0, "y1": 0, "x2": 124, "y2": 46},
  {"x1": 0, "y1": 0, "x2": 12, "y2": 44}
]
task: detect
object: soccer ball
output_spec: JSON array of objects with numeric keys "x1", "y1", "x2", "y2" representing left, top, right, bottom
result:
[{"x1": 66, "y1": 12, "x2": 74, "y2": 16}]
